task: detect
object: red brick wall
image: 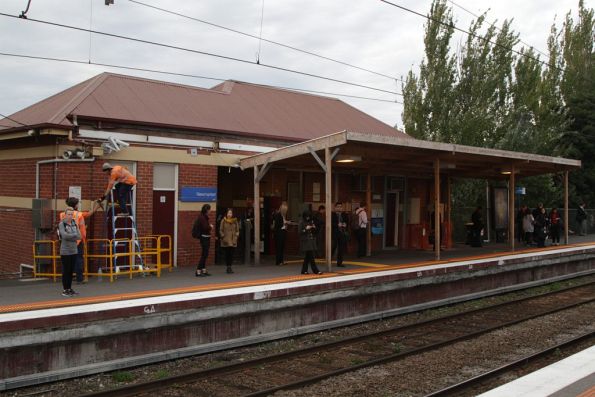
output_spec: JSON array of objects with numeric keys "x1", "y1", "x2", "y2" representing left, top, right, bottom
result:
[
  {"x1": 0, "y1": 209, "x2": 34, "y2": 275},
  {"x1": 177, "y1": 163, "x2": 218, "y2": 267}
]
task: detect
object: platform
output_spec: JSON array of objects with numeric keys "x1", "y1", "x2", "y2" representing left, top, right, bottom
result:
[
  {"x1": 1, "y1": 238, "x2": 594, "y2": 390},
  {"x1": 478, "y1": 345, "x2": 595, "y2": 397},
  {"x1": 1, "y1": 236, "x2": 595, "y2": 312}
]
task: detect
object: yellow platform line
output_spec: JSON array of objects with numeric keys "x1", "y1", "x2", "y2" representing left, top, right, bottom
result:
[{"x1": 1, "y1": 242, "x2": 593, "y2": 314}]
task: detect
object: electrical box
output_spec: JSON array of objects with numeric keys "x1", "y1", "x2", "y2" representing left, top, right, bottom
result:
[{"x1": 32, "y1": 199, "x2": 53, "y2": 229}]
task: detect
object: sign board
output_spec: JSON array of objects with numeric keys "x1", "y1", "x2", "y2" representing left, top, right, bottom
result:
[
  {"x1": 68, "y1": 186, "x2": 82, "y2": 201},
  {"x1": 515, "y1": 187, "x2": 526, "y2": 195},
  {"x1": 371, "y1": 218, "x2": 384, "y2": 235},
  {"x1": 180, "y1": 187, "x2": 217, "y2": 202},
  {"x1": 493, "y1": 187, "x2": 509, "y2": 229}
]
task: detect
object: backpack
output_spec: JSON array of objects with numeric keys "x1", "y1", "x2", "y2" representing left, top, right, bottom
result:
[{"x1": 191, "y1": 216, "x2": 202, "y2": 239}]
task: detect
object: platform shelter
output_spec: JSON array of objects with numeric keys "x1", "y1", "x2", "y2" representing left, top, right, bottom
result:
[{"x1": 240, "y1": 130, "x2": 582, "y2": 270}]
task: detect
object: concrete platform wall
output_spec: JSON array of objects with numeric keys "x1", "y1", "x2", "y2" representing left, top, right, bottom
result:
[{"x1": 1, "y1": 248, "x2": 594, "y2": 388}]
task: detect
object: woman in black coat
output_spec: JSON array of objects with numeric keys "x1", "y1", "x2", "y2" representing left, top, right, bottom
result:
[{"x1": 299, "y1": 210, "x2": 322, "y2": 275}]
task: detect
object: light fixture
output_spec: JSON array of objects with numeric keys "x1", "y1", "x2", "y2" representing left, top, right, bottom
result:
[
  {"x1": 335, "y1": 155, "x2": 362, "y2": 163},
  {"x1": 501, "y1": 171, "x2": 512, "y2": 175}
]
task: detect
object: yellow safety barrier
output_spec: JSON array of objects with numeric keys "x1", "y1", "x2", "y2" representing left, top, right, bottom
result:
[
  {"x1": 33, "y1": 235, "x2": 173, "y2": 282},
  {"x1": 33, "y1": 240, "x2": 59, "y2": 281}
]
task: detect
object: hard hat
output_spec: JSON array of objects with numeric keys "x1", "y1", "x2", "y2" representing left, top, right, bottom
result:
[{"x1": 102, "y1": 162, "x2": 113, "y2": 171}]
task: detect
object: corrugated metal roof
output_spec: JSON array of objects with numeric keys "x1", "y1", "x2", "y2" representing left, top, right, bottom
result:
[{"x1": 0, "y1": 72, "x2": 407, "y2": 141}]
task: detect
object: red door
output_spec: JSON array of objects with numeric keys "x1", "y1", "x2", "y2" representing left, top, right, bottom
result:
[{"x1": 152, "y1": 190, "x2": 175, "y2": 265}]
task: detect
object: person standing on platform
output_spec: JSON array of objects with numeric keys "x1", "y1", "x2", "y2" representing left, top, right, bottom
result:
[
  {"x1": 577, "y1": 202, "x2": 588, "y2": 236},
  {"x1": 549, "y1": 207, "x2": 562, "y2": 246},
  {"x1": 273, "y1": 202, "x2": 289, "y2": 266},
  {"x1": 534, "y1": 207, "x2": 548, "y2": 247},
  {"x1": 471, "y1": 206, "x2": 483, "y2": 247},
  {"x1": 314, "y1": 205, "x2": 326, "y2": 257},
  {"x1": 99, "y1": 163, "x2": 137, "y2": 215},
  {"x1": 516, "y1": 205, "x2": 527, "y2": 243},
  {"x1": 193, "y1": 204, "x2": 213, "y2": 277},
  {"x1": 523, "y1": 208, "x2": 535, "y2": 246},
  {"x1": 58, "y1": 207, "x2": 81, "y2": 297},
  {"x1": 59, "y1": 197, "x2": 98, "y2": 284},
  {"x1": 219, "y1": 208, "x2": 239, "y2": 274},
  {"x1": 331, "y1": 202, "x2": 348, "y2": 267},
  {"x1": 355, "y1": 203, "x2": 368, "y2": 257},
  {"x1": 299, "y1": 210, "x2": 322, "y2": 275}
]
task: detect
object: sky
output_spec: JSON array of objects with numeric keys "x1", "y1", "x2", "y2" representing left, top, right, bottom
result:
[{"x1": 0, "y1": 0, "x2": 583, "y2": 130}]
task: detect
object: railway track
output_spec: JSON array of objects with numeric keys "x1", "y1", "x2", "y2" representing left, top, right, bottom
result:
[
  {"x1": 79, "y1": 281, "x2": 595, "y2": 397},
  {"x1": 423, "y1": 330, "x2": 595, "y2": 397}
]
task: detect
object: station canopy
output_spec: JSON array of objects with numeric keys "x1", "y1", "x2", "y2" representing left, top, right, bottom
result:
[{"x1": 240, "y1": 130, "x2": 581, "y2": 178}]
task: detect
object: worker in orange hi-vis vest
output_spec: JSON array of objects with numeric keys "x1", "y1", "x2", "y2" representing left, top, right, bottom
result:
[
  {"x1": 99, "y1": 162, "x2": 137, "y2": 215},
  {"x1": 59, "y1": 197, "x2": 99, "y2": 283}
]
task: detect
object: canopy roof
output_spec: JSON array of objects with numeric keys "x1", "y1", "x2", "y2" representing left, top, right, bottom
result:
[{"x1": 240, "y1": 131, "x2": 581, "y2": 179}]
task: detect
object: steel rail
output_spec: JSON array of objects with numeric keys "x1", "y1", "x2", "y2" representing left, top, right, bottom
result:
[
  {"x1": 78, "y1": 281, "x2": 594, "y2": 397},
  {"x1": 423, "y1": 330, "x2": 595, "y2": 397}
]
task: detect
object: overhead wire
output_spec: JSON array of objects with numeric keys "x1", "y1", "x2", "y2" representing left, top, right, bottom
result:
[
  {"x1": 0, "y1": 111, "x2": 27, "y2": 126},
  {"x1": 379, "y1": 0, "x2": 562, "y2": 72},
  {"x1": 447, "y1": 0, "x2": 549, "y2": 58},
  {"x1": 0, "y1": 12, "x2": 403, "y2": 97},
  {"x1": 0, "y1": 52, "x2": 400, "y2": 107},
  {"x1": 127, "y1": 0, "x2": 404, "y2": 82}
]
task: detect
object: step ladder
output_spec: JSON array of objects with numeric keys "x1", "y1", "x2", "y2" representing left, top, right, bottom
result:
[{"x1": 104, "y1": 188, "x2": 145, "y2": 275}]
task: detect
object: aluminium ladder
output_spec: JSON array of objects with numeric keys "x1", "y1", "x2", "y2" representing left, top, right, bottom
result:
[{"x1": 105, "y1": 188, "x2": 145, "y2": 275}]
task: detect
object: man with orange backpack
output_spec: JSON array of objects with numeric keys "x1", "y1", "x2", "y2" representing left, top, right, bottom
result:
[{"x1": 59, "y1": 197, "x2": 98, "y2": 283}]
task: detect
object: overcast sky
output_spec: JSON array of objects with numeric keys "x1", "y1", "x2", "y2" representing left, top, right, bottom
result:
[{"x1": 0, "y1": 0, "x2": 582, "y2": 130}]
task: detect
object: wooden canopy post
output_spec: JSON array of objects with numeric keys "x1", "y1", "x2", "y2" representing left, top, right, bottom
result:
[
  {"x1": 564, "y1": 171, "x2": 569, "y2": 245},
  {"x1": 508, "y1": 164, "x2": 515, "y2": 252},
  {"x1": 366, "y1": 173, "x2": 372, "y2": 257},
  {"x1": 434, "y1": 158, "x2": 440, "y2": 261},
  {"x1": 253, "y1": 165, "x2": 260, "y2": 265},
  {"x1": 325, "y1": 146, "x2": 332, "y2": 272}
]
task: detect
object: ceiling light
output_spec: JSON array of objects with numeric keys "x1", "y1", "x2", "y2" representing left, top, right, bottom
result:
[{"x1": 335, "y1": 155, "x2": 361, "y2": 163}]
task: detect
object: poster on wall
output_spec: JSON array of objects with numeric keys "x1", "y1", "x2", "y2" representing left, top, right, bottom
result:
[
  {"x1": 493, "y1": 187, "x2": 509, "y2": 229},
  {"x1": 68, "y1": 186, "x2": 81, "y2": 201},
  {"x1": 371, "y1": 218, "x2": 384, "y2": 235}
]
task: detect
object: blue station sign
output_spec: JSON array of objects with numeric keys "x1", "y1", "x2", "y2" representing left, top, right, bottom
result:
[{"x1": 180, "y1": 187, "x2": 217, "y2": 202}]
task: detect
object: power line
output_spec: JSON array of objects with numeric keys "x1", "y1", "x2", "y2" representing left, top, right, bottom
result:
[
  {"x1": 379, "y1": 0, "x2": 561, "y2": 72},
  {"x1": 128, "y1": 0, "x2": 403, "y2": 82},
  {"x1": 0, "y1": 12, "x2": 403, "y2": 97},
  {"x1": 0, "y1": 51, "x2": 401, "y2": 104},
  {"x1": 0, "y1": 111, "x2": 27, "y2": 126},
  {"x1": 447, "y1": 0, "x2": 549, "y2": 58}
]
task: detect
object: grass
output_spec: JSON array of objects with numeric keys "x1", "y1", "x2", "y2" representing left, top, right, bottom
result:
[
  {"x1": 154, "y1": 369, "x2": 170, "y2": 379},
  {"x1": 111, "y1": 371, "x2": 134, "y2": 383}
]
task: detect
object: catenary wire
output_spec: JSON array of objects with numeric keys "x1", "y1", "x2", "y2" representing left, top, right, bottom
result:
[
  {"x1": 128, "y1": 0, "x2": 404, "y2": 82},
  {"x1": 0, "y1": 12, "x2": 402, "y2": 96},
  {"x1": 0, "y1": 112, "x2": 27, "y2": 126},
  {"x1": 379, "y1": 0, "x2": 562, "y2": 72},
  {"x1": 0, "y1": 52, "x2": 400, "y2": 120},
  {"x1": 447, "y1": 0, "x2": 549, "y2": 57}
]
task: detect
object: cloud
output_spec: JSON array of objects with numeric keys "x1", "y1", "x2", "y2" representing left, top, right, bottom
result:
[{"x1": 0, "y1": 0, "x2": 581, "y2": 129}]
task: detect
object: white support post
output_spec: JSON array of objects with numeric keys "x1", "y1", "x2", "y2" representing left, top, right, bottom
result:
[
  {"x1": 325, "y1": 146, "x2": 332, "y2": 272},
  {"x1": 253, "y1": 165, "x2": 260, "y2": 265}
]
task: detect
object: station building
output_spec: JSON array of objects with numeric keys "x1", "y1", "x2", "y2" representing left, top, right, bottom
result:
[{"x1": 0, "y1": 72, "x2": 580, "y2": 276}]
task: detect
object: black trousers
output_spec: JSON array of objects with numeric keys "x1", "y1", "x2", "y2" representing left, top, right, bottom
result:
[
  {"x1": 301, "y1": 250, "x2": 320, "y2": 274},
  {"x1": 356, "y1": 228, "x2": 367, "y2": 257},
  {"x1": 550, "y1": 225, "x2": 560, "y2": 243},
  {"x1": 274, "y1": 231, "x2": 286, "y2": 265},
  {"x1": 223, "y1": 246, "x2": 234, "y2": 268},
  {"x1": 61, "y1": 254, "x2": 76, "y2": 291},
  {"x1": 115, "y1": 183, "x2": 133, "y2": 214},
  {"x1": 197, "y1": 236, "x2": 210, "y2": 270},
  {"x1": 331, "y1": 233, "x2": 346, "y2": 266},
  {"x1": 75, "y1": 243, "x2": 84, "y2": 282}
]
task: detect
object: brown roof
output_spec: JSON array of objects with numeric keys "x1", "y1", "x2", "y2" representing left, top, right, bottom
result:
[{"x1": 0, "y1": 73, "x2": 407, "y2": 142}]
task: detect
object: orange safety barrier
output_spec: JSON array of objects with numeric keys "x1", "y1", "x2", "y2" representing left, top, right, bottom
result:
[{"x1": 33, "y1": 235, "x2": 173, "y2": 282}]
